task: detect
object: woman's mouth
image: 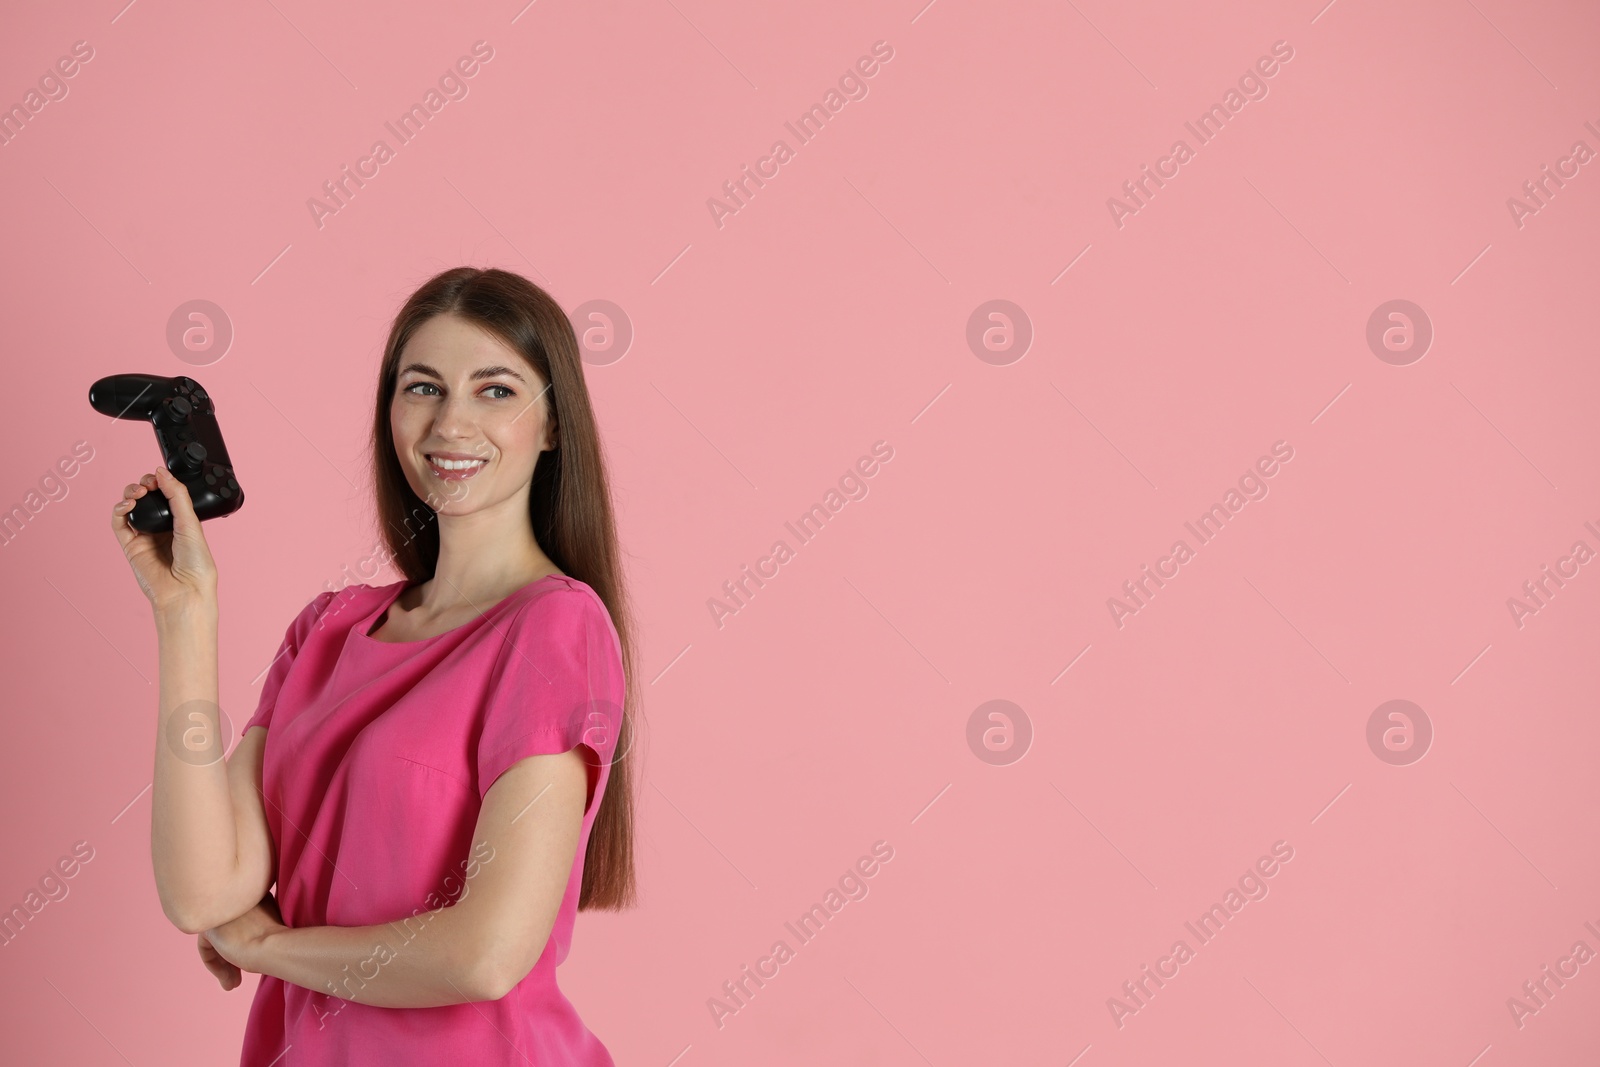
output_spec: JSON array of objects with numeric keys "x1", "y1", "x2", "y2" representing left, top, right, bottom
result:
[{"x1": 426, "y1": 454, "x2": 488, "y2": 480}]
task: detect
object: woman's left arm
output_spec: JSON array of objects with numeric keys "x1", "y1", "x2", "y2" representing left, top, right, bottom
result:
[{"x1": 206, "y1": 747, "x2": 590, "y2": 1007}]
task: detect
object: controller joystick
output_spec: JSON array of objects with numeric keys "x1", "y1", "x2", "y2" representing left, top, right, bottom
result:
[
  {"x1": 88, "y1": 373, "x2": 244, "y2": 533},
  {"x1": 170, "y1": 441, "x2": 207, "y2": 477}
]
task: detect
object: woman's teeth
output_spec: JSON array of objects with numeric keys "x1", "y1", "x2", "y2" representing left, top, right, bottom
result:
[{"x1": 427, "y1": 455, "x2": 487, "y2": 477}]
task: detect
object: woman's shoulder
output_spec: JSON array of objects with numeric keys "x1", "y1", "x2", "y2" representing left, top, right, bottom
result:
[
  {"x1": 296, "y1": 580, "x2": 403, "y2": 628},
  {"x1": 496, "y1": 576, "x2": 623, "y2": 684},
  {"x1": 509, "y1": 573, "x2": 599, "y2": 612},
  {"x1": 327, "y1": 580, "x2": 405, "y2": 607},
  {"x1": 503, "y1": 573, "x2": 614, "y2": 632}
]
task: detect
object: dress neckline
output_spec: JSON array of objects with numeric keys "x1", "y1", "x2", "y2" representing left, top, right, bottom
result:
[{"x1": 357, "y1": 573, "x2": 567, "y2": 646}]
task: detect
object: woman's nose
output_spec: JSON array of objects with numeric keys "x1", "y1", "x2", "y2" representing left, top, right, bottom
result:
[{"x1": 432, "y1": 396, "x2": 476, "y2": 434}]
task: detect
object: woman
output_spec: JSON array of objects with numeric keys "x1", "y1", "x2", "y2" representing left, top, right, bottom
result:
[{"x1": 111, "y1": 267, "x2": 641, "y2": 1065}]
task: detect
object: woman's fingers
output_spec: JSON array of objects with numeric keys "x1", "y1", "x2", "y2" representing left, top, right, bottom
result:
[
  {"x1": 213, "y1": 959, "x2": 241, "y2": 989},
  {"x1": 154, "y1": 468, "x2": 209, "y2": 552},
  {"x1": 199, "y1": 933, "x2": 242, "y2": 990},
  {"x1": 153, "y1": 467, "x2": 198, "y2": 527},
  {"x1": 113, "y1": 469, "x2": 220, "y2": 608},
  {"x1": 152, "y1": 467, "x2": 220, "y2": 591},
  {"x1": 204, "y1": 955, "x2": 240, "y2": 987},
  {"x1": 110, "y1": 475, "x2": 160, "y2": 546},
  {"x1": 111, "y1": 487, "x2": 145, "y2": 547}
]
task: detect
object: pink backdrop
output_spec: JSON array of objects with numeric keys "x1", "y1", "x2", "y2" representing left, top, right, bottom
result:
[{"x1": 3, "y1": 0, "x2": 1598, "y2": 1063}]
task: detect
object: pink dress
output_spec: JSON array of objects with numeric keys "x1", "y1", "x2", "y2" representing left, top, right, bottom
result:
[{"x1": 235, "y1": 574, "x2": 623, "y2": 1066}]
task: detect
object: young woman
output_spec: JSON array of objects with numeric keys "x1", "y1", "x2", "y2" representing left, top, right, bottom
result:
[{"x1": 111, "y1": 267, "x2": 640, "y2": 1065}]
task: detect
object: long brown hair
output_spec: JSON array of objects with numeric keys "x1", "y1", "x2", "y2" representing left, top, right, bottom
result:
[{"x1": 367, "y1": 266, "x2": 638, "y2": 910}]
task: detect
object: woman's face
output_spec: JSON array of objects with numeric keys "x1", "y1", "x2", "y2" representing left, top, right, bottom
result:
[{"x1": 389, "y1": 313, "x2": 555, "y2": 516}]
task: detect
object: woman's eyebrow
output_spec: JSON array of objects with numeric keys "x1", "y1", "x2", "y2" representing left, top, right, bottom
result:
[{"x1": 399, "y1": 362, "x2": 528, "y2": 384}]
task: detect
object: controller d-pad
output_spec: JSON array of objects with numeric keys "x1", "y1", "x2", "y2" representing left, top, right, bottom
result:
[{"x1": 177, "y1": 378, "x2": 209, "y2": 402}]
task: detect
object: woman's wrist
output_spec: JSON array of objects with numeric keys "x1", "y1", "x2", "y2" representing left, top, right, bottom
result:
[
  {"x1": 250, "y1": 922, "x2": 284, "y2": 978},
  {"x1": 153, "y1": 595, "x2": 218, "y2": 635}
]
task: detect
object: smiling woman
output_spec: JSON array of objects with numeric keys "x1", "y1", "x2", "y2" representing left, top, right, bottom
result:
[
  {"x1": 115, "y1": 267, "x2": 641, "y2": 1067},
  {"x1": 387, "y1": 314, "x2": 557, "y2": 515}
]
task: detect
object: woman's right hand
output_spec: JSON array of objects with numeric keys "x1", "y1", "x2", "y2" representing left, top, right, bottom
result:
[
  {"x1": 197, "y1": 930, "x2": 242, "y2": 991},
  {"x1": 111, "y1": 467, "x2": 219, "y2": 617}
]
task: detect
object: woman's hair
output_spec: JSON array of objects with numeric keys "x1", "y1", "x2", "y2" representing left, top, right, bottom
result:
[{"x1": 366, "y1": 266, "x2": 638, "y2": 911}]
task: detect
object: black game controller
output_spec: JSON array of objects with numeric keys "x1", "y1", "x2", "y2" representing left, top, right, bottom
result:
[{"x1": 88, "y1": 373, "x2": 244, "y2": 533}]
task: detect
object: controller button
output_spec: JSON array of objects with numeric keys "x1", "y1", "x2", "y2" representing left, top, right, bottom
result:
[{"x1": 219, "y1": 485, "x2": 234, "y2": 499}]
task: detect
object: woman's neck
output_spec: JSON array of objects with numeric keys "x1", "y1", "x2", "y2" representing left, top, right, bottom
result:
[{"x1": 420, "y1": 514, "x2": 561, "y2": 610}]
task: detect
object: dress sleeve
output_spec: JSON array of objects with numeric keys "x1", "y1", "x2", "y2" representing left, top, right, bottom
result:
[
  {"x1": 476, "y1": 587, "x2": 624, "y2": 803},
  {"x1": 241, "y1": 589, "x2": 338, "y2": 735}
]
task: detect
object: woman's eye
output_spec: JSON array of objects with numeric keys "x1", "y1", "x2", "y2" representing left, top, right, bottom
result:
[{"x1": 402, "y1": 382, "x2": 515, "y2": 399}]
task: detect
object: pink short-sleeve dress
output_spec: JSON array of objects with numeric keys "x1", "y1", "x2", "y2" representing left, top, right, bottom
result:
[{"x1": 234, "y1": 574, "x2": 624, "y2": 1066}]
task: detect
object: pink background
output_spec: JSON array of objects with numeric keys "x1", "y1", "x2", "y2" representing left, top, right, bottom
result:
[{"x1": 3, "y1": 0, "x2": 1598, "y2": 1063}]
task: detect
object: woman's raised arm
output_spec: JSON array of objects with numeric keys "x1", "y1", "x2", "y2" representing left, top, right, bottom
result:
[{"x1": 114, "y1": 467, "x2": 273, "y2": 934}]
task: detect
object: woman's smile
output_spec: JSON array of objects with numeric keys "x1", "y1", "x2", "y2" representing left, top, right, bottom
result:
[{"x1": 425, "y1": 453, "x2": 488, "y2": 480}]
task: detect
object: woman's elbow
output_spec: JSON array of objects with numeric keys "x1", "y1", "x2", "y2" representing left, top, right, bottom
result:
[
  {"x1": 159, "y1": 881, "x2": 260, "y2": 936},
  {"x1": 466, "y1": 934, "x2": 545, "y2": 1001},
  {"x1": 163, "y1": 897, "x2": 212, "y2": 937},
  {"x1": 471, "y1": 957, "x2": 537, "y2": 1001},
  {"x1": 469, "y1": 965, "x2": 514, "y2": 1002}
]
